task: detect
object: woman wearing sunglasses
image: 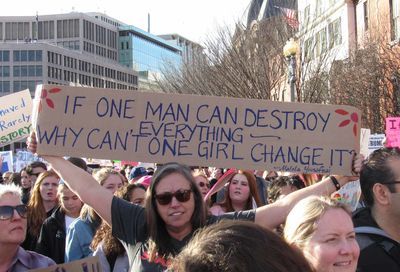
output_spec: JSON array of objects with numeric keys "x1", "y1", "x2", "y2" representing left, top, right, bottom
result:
[
  {"x1": 27, "y1": 133, "x2": 362, "y2": 272},
  {"x1": 0, "y1": 183, "x2": 56, "y2": 271},
  {"x1": 193, "y1": 172, "x2": 210, "y2": 198}
]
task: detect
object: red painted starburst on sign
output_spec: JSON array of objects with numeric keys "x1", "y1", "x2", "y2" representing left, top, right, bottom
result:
[
  {"x1": 38, "y1": 87, "x2": 61, "y2": 112},
  {"x1": 335, "y1": 109, "x2": 358, "y2": 137}
]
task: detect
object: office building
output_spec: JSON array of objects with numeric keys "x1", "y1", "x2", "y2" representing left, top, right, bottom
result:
[{"x1": 0, "y1": 12, "x2": 139, "y2": 97}]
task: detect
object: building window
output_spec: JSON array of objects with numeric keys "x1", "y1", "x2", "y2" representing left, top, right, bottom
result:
[
  {"x1": 316, "y1": 0, "x2": 324, "y2": 16},
  {"x1": 36, "y1": 65, "x2": 42, "y2": 76},
  {"x1": 364, "y1": 1, "x2": 369, "y2": 31},
  {"x1": 0, "y1": 66, "x2": 10, "y2": 77},
  {"x1": 36, "y1": 50, "x2": 42, "y2": 61},
  {"x1": 0, "y1": 51, "x2": 10, "y2": 62},
  {"x1": 0, "y1": 81, "x2": 10, "y2": 92},
  {"x1": 13, "y1": 51, "x2": 20, "y2": 62},
  {"x1": 328, "y1": 18, "x2": 342, "y2": 48},
  {"x1": 304, "y1": 5, "x2": 310, "y2": 26},
  {"x1": 304, "y1": 37, "x2": 314, "y2": 62},
  {"x1": 13, "y1": 66, "x2": 20, "y2": 77},
  {"x1": 28, "y1": 65, "x2": 35, "y2": 76},
  {"x1": 21, "y1": 50, "x2": 27, "y2": 62},
  {"x1": 391, "y1": 0, "x2": 400, "y2": 40},
  {"x1": 316, "y1": 28, "x2": 327, "y2": 56},
  {"x1": 28, "y1": 50, "x2": 35, "y2": 61},
  {"x1": 21, "y1": 66, "x2": 27, "y2": 77}
]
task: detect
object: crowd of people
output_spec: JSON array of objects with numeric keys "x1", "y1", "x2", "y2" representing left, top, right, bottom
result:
[{"x1": 0, "y1": 133, "x2": 399, "y2": 271}]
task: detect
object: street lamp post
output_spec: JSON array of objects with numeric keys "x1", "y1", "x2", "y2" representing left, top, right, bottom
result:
[{"x1": 283, "y1": 38, "x2": 299, "y2": 102}]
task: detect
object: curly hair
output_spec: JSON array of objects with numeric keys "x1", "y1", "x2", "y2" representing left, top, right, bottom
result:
[{"x1": 91, "y1": 184, "x2": 144, "y2": 264}]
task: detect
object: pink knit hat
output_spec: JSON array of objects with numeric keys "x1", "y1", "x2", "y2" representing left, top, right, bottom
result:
[{"x1": 136, "y1": 175, "x2": 152, "y2": 189}]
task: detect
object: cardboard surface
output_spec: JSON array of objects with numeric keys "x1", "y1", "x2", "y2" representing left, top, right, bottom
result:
[
  {"x1": 32, "y1": 85, "x2": 361, "y2": 175},
  {"x1": 29, "y1": 256, "x2": 101, "y2": 272},
  {"x1": 0, "y1": 89, "x2": 33, "y2": 147}
]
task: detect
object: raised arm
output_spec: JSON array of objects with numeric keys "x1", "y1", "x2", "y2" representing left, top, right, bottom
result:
[
  {"x1": 27, "y1": 133, "x2": 113, "y2": 225},
  {"x1": 44, "y1": 156, "x2": 113, "y2": 225},
  {"x1": 255, "y1": 155, "x2": 363, "y2": 230}
]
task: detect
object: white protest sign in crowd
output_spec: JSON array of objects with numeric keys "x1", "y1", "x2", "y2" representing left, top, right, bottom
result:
[
  {"x1": 368, "y1": 133, "x2": 385, "y2": 156},
  {"x1": 0, "y1": 150, "x2": 13, "y2": 172},
  {"x1": 0, "y1": 89, "x2": 33, "y2": 147},
  {"x1": 32, "y1": 85, "x2": 361, "y2": 175}
]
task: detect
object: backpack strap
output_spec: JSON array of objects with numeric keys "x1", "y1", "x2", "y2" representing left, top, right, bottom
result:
[
  {"x1": 355, "y1": 226, "x2": 400, "y2": 265},
  {"x1": 354, "y1": 226, "x2": 393, "y2": 240},
  {"x1": 354, "y1": 226, "x2": 392, "y2": 251}
]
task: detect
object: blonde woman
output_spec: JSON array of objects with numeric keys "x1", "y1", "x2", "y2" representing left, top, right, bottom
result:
[
  {"x1": 65, "y1": 168, "x2": 124, "y2": 262},
  {"x1": 36, "y1": 182, "x2": 83, "y2": 263},
  {"x1": 284, "y1": 196, "x2": 360, "y2": 272}
]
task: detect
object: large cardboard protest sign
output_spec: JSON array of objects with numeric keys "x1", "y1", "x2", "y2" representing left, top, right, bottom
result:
[
  {"x1": 0, "y1": 89, "x2": 33, "y2": 147},
  {"x1": 32, "y1": 85, "x2": 361, "y2": 175},
  {"x1": 29, "y1": 256, "x2": 101, "y2": 272}
]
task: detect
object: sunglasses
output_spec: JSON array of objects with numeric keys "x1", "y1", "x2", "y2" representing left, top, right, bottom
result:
[
  {"x1": 198, "y1": 181, "x2": 210, "y2": 188},
  {"x1": 154, "y1": 189, "x2": 192, "y2": 205},
  {"x1": 30, "y1": 173, "x2": 41, "y2": 177},
  {"x1": 385, "y1": 181, "x2": 400, "y2": 184},
  {"x1": 0, "y1": 205, "x2": 28, "y2": 220}
]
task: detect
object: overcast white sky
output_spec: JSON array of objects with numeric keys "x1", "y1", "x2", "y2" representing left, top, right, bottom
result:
[{"x1": 1, "y1": 0, "x2": 251, "y2": 43}]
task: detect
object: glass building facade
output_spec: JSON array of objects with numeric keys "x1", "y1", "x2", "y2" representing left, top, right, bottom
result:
[{"x1": 119, "y1": 26, "x2": 182, "y2": 73}]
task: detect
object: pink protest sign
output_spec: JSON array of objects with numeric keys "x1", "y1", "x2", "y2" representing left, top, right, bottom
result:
[{"x1": 385, "y1": 117, "x2": 400, "y2": 147}]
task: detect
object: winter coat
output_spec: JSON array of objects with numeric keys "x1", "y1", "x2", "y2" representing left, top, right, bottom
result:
[
  {"x1": 353, "y1": 207, "x2": 400, "y2": 272},
  {"x1": 36, "y1": 205, "x2": 67, "y2": 264}
]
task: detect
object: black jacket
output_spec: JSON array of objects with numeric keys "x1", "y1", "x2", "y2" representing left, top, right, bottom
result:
[
  {"x1": 353, "y1": 207, "x2": 400, "y2": 272},
  {"x1": 21, "y1": 207, "x2": 55, "y2": 251},
  {"x1": 35, "y1": 206, "x2": 67, "y2": 264},
  {"x1": 21, "y1": 187, "x2": 31, "y2": 204}
]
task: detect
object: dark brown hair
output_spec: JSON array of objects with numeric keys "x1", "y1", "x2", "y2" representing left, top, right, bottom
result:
[
  {"x1": 360, "y1": 147, "x2": 400, "y2": 206},
  {"x1": 145, "y1": 162, "x2": 207, "y2": 262},
  {"x1": 171, "y1": 220, "x2": 314, "y2": 272}
]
